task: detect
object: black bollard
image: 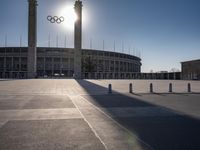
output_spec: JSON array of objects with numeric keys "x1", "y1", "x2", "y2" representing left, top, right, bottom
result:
[
  {"x1": 188, "y1": 83, "x2": 191, "y2": 93},
  {"x1": 129, "y1": 83, "x2": 133, "y2": 93},
  {"x1": 150, "y1": 83, "x2": 153, "y2": 93},
  {"x1": 108, "y1": 84, "x2": 112, "y2": 94},
  {"x1": 169, "y1": 83, "x2": 172, "y2": 93}
]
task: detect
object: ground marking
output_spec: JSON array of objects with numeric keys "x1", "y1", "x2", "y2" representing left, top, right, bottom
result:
[
  {"x1": 69, "y1": 95, "x2": 108, "y2": 150},
  {"x1": 79, "y1": 95, "x2": 155, "y2": 150}
]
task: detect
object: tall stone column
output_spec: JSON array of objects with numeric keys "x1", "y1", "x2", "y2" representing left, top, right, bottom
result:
[
  {"x1": 74, "y1": 0, "x2": 82, "y2": 79},
  {"x1": 28, "y1": 0, "x2": 37, "y2": 78}
]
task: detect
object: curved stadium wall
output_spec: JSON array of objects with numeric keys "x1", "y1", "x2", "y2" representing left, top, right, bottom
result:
[{"x1": 0, "y1": 47, "x2": 141, "y2": 79}]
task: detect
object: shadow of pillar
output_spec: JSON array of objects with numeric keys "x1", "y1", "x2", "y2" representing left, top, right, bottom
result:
[{"x1": 76, "y1": 79, "x2": 200, "y2": 150}]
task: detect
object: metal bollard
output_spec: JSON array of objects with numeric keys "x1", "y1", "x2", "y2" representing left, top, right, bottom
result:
[
  {"x1": 150, "y1": 83, "x2": 153, "y2": 93},
  {"x1": 108, "y1": 84, "x2": 112, "y2": 94},
  {"x1": 169, "y1": 83, "x2": 172, "y2": 93},
  {"x1": 188, "y1": 83, "x2": 191, "y2": 93},
  {"x1": 129, "y1": 83, "x2": 133, "y2": 93}
]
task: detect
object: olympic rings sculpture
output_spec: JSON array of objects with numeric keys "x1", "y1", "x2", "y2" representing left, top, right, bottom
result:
[{"x1": 47, "y1": 16, "x2": 65, "y2": 24}]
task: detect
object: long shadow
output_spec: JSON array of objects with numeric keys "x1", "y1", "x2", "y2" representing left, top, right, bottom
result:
[{"x1": 76, "y1": 79, "x2": 200, "y2": 150}]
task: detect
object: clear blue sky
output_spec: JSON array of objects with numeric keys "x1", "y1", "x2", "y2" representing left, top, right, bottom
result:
[{"x1": 0, "y1": 0, "x2": 200, "y2": 72}]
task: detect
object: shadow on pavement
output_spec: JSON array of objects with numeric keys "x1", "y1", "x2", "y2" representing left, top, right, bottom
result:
[{"x1": 76, "y1": 79, "x2": 200, "y2": 150}]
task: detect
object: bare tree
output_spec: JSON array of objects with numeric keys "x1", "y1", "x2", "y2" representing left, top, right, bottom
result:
[{"x1": 170, "y1": 68, "x2": 180, "y2": 72}]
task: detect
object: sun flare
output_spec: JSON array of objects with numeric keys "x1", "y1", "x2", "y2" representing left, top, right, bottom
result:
[{"x1": 59, "y1": 5, "x2": 77, "y2": 30}]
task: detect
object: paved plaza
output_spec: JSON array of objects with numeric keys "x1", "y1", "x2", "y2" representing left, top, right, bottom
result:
[{"x1": 0, "y1": 79, "x2": 200, "y2": 150}]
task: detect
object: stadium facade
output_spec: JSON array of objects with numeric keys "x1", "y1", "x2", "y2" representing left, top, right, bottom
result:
[
  {"x1": 0, "y1": 47, "x2": 141, "y2": 79},
  {"x1": 0, "y1": 0, "x2": 142, "y2": 79}
]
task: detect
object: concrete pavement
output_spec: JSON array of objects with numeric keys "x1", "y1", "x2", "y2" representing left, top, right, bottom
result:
[{"x1": 0, "y1": 79, "x2": 199, "y2": 150}]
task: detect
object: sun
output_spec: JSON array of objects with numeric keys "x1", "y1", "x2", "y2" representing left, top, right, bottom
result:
[{"x1": 59, "y1": 5, "x2": 77, "y2": 30}]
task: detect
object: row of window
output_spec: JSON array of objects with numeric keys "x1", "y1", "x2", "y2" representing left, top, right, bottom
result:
[
  {"x1": 0, "y1": 48, "x2": 141, "y2": 61},
  {"x1": 0, "y1": 48, "x2": 27, "y2": 53}
]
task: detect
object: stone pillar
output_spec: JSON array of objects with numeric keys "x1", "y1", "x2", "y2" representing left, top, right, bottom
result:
[
  {"x1": 28, "y1": 0, "x2": 37, "y2": 78},
  {"x1": 52, "y1": 58, "x2": 54, "y2": 76},
  {"x1": 74, "y1": 0, "x2": 82, "y2": 79},
  {"x1": 43, "y1": 57, "x2": 46, "y2": 75},
  {"x1": 3, "y1": 57, "x2": 6, "y2": 78},
  {"x1": 68, "y1": 58, "x2": 70, "y2": 77}
]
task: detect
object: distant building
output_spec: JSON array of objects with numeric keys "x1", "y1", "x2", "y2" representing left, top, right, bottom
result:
[{"x1": 181, "y1": 59, "x2": 200, "y2": 80}]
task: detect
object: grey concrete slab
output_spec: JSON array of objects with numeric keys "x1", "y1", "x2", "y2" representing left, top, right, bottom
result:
[
  {"x1": 0, "y1": 119, "x2": 106, "y2": 150},
  {"x1": 82, "y1": 94, "x2": 154, "y2": 108},
  {"x1": 81, "y1": 93, "x2": 200, "y2": 150},
  {"x1": 77, "y1": 106, "x2": 177, "y2": 120},
  {"x1": 0, "y1": 99, "x2": 29, "y2": 110},
  {"x1": 0, "y1": 121, "x2": 7, "y2": 128},
  {"x1": 130, "y1": 93, "x2": 200, "y2": 118},
  {"x1": 0, "y1": 108, "x2": 82, "y2": 121},
  {"x1": 0, "y1": 95, "x2": 18, "y2": 101},
  {"x1": 0, "y1": 79, "x2": 85, "y2": 95},
  {"x1": 0, "y1": 79, "x2": 200, "y2": 150},
  {"x1": 23, "y1": 95, "x2": 75, "y2": 109},
  {"x1": 0, "y1": 95, "x2": 32, "y2": 101},
  {"x1": 115, "y1": 116, "x2": 200, "y2": 150},
  {"x1": 100, "y1": 107, "x2": 177, "y2": 117},
  {"x1": 71, "y1": 95, "x2": 152, "y2": 150}
]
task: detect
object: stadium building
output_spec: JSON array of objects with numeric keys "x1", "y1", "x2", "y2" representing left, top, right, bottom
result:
[
  {"x1": 0, "y1": 47, "x2": 141, "y2": 79},
  {"x1": 0, "y1": 0, "x2": 141, "y2": 79}
]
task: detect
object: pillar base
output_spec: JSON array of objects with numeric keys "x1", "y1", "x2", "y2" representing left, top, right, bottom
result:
[
  {"x1": 27, "y1": 72, "x2": 37, "y2": 79},
  {"x1": 73, "y1": 72, "x2": 82, "y2": 79}
]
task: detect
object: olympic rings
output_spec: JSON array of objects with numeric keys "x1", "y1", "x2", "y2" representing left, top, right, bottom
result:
[{"x1": 47, "y1": 16, "x2": 65, "y2": 24}]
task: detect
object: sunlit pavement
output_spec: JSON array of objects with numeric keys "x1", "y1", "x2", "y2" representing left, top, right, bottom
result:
[{"x1": 0, "y1": 79, "x2": 200, "y2": 150}]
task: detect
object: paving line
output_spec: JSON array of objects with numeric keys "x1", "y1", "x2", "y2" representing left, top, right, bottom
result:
[
  {"x1": 79, "y1": 95, "x2": 155, "y2": 150},
  {"x1": 69, "y1": 95, "x2": 108, "y2": 150}
]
